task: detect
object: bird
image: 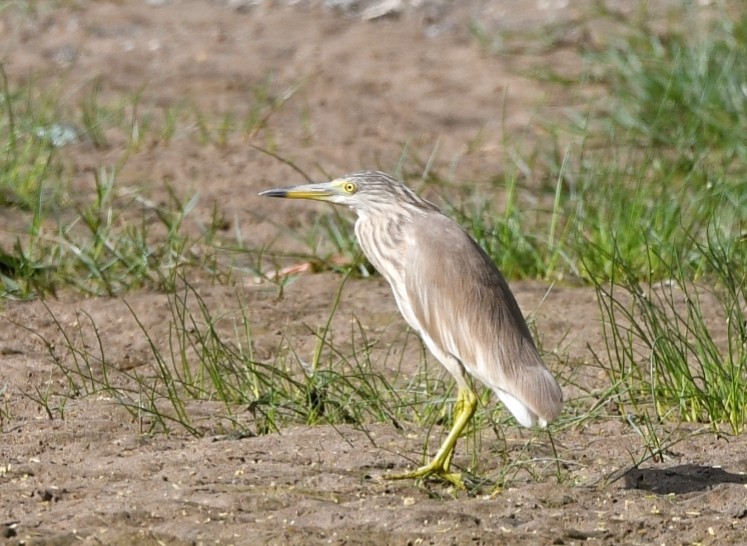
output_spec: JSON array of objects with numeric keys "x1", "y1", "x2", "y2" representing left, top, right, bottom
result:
[{"x1": 259, "y1": 171, "x2": 563, "y2": 488}]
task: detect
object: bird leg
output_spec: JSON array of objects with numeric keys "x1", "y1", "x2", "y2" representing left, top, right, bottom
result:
[
  {"x1": 440, "y1": 387, "x2": 472, "y2": 472},
  {"x1": 385, "y1": 386, "x2": 477, "y2": 489}
]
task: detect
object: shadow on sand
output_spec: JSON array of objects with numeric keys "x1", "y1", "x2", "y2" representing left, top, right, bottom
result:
[{"x1": 625, "y1": 463, "x2": 747, "y2": 495}]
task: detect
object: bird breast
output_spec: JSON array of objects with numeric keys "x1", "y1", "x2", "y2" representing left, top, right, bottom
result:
[
  {"x1": 354, "y1": 214, "x2": 406, "y2": 285},
  {"x1": 354, "y1": 213, "x2": 424, "y2": 327}
]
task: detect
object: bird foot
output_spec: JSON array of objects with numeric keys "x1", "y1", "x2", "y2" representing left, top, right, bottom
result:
[
  {"x1": 383, "y1": 463, "x2": 465, "y2": 489},
  {"x1": 383, "y1": 386, "x2": 477, "y2": 490}
]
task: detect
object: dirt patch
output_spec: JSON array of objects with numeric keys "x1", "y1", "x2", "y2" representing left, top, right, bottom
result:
[{"x1": 2, "y1": 1, "x2": 747, "y2": 545}]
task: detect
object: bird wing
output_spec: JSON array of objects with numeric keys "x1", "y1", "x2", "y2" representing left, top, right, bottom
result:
[{"x1": 402, "y1": 212, "x2": 563, "y2": 426}]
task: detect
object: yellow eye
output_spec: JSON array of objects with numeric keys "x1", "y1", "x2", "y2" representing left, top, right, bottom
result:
[{"x1": 343, "y1": 182, "x2": 357, "y2": 194}]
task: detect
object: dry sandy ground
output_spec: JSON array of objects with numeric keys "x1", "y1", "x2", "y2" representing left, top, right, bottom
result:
[{"x1": 1, "y1": 1, "x2": 746, "y2": 545}]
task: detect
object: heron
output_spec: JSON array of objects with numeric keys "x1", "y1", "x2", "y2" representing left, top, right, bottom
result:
[{"x1": 259, "y1": 171, "x2": 563, "y2": 488}]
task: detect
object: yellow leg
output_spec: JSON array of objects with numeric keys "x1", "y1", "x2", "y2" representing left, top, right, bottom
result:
[
  {"x1": 385, "y1": 387, "x2": 477, "y2": 489},
  {"x1": 441, "y1": 388, "x2": 469, "y2": 472}
]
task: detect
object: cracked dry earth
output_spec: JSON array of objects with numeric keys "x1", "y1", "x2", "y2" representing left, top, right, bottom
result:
[{"x1": 1, "y1": 1, "x2": 747, "y2": 545}]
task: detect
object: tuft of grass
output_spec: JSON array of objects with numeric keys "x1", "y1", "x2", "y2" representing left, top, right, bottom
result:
[
  {"x1": 484, "y1": 7, "x2": 747, "y2": 438},
  {"x1": 590, "y1": 228, "x2": 747, "y2": 434},
  {"x1": 448, "y1": 167, "x2": 575, "y2": 282},
  {"x1": 15, "y1": 272, "x2": 544, "y2": 489},
  {"x1": 562, "y1": 11, "x2": 747, "y2": 282},
  {"x1": 560, "y1": 10, "x2": 747, "y2": 434},
  {"x1": 565, "y1": 148, "x2": 747, "y2": 281},
  {"x1": 0, "y1": 64, "x2": 66, "y2": 210},
  {"x1": 0, "y1": 162, "x2": 213, "y2": 299},
  {"x1": 16, "y1": 276, "x2": 418, "y2": 436},
  {"x1": 79, "y1": 77, "x2": 109, "y2": 149},
  {"x1": 584, "y1": 13, "x2": 747, "y2": 178}
]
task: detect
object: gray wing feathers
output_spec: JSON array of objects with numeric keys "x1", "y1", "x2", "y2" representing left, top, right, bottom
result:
[{"x1": 403, "y1": 213, "x2": 563, "y2": 426}]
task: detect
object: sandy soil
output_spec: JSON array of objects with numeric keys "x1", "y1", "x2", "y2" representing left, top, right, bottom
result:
[{"x1": 1, "y1": 1, "x2": 746, "y2": 545}]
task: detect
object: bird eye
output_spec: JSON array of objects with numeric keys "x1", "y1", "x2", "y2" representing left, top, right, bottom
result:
[{"x1": 343, "y1": 182, "x2": 357, "y2": 194}]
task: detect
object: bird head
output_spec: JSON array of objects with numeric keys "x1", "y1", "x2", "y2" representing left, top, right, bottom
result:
[
  {"x1": 259, "y1": 176, "x2": 360, "y2": 206},
  {"x1": 259, "y1": 171, "x2": 431, "y2": 216}
]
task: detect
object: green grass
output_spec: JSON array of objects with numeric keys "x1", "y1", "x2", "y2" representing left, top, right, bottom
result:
[
  {"x1": 463, "y1": 6, "x2": 747, "y2": 443},
  {"x1": 591, "y1": 231, "x2": 747, "y2": 435},
  {"x1": 585, "y1": 13, "x2": 747, "y2": 177},
  {"x1": 566, "y1": 148, "x2": 747, "y2": 281},
  {"x1": 569, "y1": 9, "x2": 747, "y2": 436},
  {"x1": 16, "y1": 274, "x2": 444, "y2": 439},
  {"x1": 16, "y1": 272, "x2": 556, "y2": 490},
  {"x1": 0, "y1": 66, "x2": 310, "y2": 299},
  {"x1": 0, "y1": 65, "x2": 66, "y2": 210},
  {"x1": 447, "y1": 167, "x2": 573, "y2": 281},
  {"x1": 0, "y1": 159, "x2": 212, "y2": 298}
]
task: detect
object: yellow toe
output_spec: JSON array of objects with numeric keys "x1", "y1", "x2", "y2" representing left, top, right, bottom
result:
[{"x1": 384, "y1": 462, "x2": 465, "y2": 489}]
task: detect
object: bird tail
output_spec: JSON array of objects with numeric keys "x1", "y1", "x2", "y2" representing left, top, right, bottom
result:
[{"x1": 494, "y1": 368, "x2": 563, "y2": 428}]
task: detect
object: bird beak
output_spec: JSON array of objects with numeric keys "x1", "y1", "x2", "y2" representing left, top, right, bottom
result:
[{"x1": 259, "y1": 182, "x2": 338, "y2": 202}]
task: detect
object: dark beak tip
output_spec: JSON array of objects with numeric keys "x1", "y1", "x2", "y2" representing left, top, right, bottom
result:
[{"x1": 259, "y1": 189, "x2": 286, "y2": 198}]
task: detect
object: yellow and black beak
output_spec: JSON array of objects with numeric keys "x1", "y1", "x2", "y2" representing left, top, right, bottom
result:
[{"x1": 259, "y1": 182, "x2": 338, "y2": 202}]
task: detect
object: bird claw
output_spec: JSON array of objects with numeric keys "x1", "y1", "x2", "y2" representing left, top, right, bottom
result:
[{"x1": 383, "y1": 464, "x2": 466, "y2": 490}]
